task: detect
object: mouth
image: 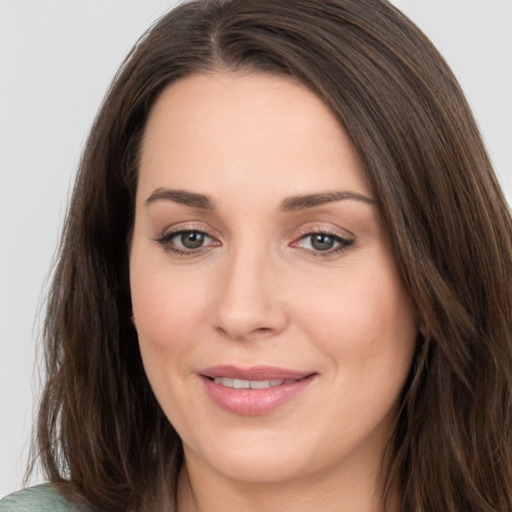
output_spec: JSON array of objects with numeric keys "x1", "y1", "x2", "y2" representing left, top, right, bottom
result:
[
  {"x1": 211, "y1": 377, "x2": 300, "y2": 389},
  {"x1": 198, "y1": 365, "x2": 317, "y2": 416}
]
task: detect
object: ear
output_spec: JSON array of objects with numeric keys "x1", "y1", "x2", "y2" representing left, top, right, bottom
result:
[{"x1": 131, "y1": 309, "x2": 137, "y2": 328}]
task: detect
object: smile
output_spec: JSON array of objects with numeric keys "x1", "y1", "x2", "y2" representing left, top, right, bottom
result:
[
  {"x1": 199, "y1": 365, "x2": 316, "y2": 416},
  {"x1": 213, "y1": 377, "x2": 298, "y2": 389}
]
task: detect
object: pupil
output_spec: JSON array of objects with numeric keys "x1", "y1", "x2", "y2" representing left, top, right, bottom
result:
[
  {"x1": 311, "y1": 234, "x2": 334, "y2": 251},
  {"x1": 181, "y1": 232, "x2": 204, "y2": 249}
]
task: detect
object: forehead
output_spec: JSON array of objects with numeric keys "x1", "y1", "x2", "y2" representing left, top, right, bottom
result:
[{"x1": 138, "y1": 72, "x2": 371, "y2": 205}]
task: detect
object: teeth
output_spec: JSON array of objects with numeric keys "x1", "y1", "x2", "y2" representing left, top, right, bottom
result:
[{"x1": 213, "y1": 377, "x2": 290, "y2": 389}]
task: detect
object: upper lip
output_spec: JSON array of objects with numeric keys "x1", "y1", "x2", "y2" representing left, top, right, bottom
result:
[{"x1": 199, "y1": 365, "x2": 315, "y2": 381}]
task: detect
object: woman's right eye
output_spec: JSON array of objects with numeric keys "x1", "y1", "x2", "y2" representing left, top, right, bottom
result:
[{"x1": 155, "y1": 230, "x2": 217, "y2": 255}]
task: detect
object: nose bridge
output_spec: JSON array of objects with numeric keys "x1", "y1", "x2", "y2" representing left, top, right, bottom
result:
[{"x1": 211, "y1": 237, "x2": 287, "y2": 340}]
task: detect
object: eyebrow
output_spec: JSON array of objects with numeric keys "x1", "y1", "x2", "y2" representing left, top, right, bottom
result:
[
  {"x1": 145, "y1": 188, "x2": 215, "y2": 209},
  {"x1": 145, "y1": 188, "x2": 375, "y2": 211},
  {"x1": 279, "y1": 191, "x2": 376, "y2": 212}
]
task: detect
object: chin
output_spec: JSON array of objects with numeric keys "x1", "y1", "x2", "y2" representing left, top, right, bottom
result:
[{"x1": 184, "y1": 429, "x2": 315, "y2": 484}]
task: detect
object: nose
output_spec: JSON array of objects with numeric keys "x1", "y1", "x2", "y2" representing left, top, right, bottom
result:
[{"x1": 210, "y1": 245, "x2": 288, "y2": 341}]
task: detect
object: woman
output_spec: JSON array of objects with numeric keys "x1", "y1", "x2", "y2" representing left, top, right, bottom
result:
[{"x1": 2, "y1": 0, "x2": 511, "y2": 510}]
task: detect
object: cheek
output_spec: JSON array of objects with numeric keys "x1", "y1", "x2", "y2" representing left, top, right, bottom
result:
[
  {"x1": 129, "y1": 258, "x2": 212, "y2": 430},
  {"x1": 296, "y1": 260, "x2": 417, "y2": 380},
  {"x1": 130, "y1": 255, "x2": 211, "y2": 368}
]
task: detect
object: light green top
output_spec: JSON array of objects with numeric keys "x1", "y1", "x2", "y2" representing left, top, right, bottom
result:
[{"x1": 0, "y1": 485, "x2": 88, "y2": 512}]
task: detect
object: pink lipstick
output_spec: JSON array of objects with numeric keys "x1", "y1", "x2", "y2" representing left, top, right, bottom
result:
[{"x1": 198, "y1": 365, "x2": 316, "y2": 416}]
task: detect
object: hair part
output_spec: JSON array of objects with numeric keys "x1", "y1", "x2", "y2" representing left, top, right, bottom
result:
[{"x1": 30, "y1": 1, "x2": 512, "y2": 510}]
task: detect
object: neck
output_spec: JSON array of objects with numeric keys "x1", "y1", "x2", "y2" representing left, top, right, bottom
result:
[{"x1": 176, "y1": 452, "x2": 395, "y2": 512}]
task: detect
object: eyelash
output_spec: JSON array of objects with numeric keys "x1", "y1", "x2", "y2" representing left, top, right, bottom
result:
[
  {"x1": 292, "y1": 229, "x2": 354, "y2": 258},
  {"x1": 154, "y1": 228, "x2": 354, "y2": 258},
  {"x1": 154, "y1": 229, "x2": 217, "y2": 257}
]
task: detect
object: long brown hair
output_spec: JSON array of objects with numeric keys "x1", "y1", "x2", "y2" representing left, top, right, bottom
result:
[{"x1": 31, "y1": 0, "x2": 512, "y2": 510}]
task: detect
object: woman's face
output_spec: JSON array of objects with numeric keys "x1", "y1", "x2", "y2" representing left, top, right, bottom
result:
[{"x1": 130, "y1": 72, "x2": 417, "y2": 487}]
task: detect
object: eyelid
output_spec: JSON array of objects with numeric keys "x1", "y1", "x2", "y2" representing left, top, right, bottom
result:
[
  {"x1": 153, "y1": 222, "x2": 221, "y2": 256},
  {"x1": 153, "y1": 221, "x2": 354, "y2": 258},
  {"x1": 155, "y1": 221, "x2": 219, "y2": 240},
  {"x1": 290, "y1": 224, "x2": 355, "y2": 257},
  {"x1": 292, "y1": 223, "x2": 354, "y2": 242}
]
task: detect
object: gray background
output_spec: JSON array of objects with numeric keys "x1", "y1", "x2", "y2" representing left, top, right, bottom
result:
[{"x1": 1, "y1": 0, "x2": 511, "y2": 498}]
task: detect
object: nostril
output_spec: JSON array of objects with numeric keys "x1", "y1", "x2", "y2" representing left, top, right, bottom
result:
[{"x1": 209, "y1": 295, "x2": 289, "y2": 341}]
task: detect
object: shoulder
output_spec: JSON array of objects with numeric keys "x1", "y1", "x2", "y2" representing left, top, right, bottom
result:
[{"x1": 0, "y1": 485, "x2": 89, "y2": 512}]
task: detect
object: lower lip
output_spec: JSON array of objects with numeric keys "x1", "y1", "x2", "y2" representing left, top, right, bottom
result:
[{"x1": 200, "y1": 375, "x2": 315, "y2": 416}]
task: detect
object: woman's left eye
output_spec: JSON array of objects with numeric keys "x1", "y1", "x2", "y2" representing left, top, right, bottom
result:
[{"x1": 294, "y1": 232, "x2": 353, "y2": 256}]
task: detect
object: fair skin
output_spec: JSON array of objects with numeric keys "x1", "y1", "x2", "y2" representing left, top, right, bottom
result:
[{"x1": 130, "y1": 72, "x2": 417, "y2": 512}]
